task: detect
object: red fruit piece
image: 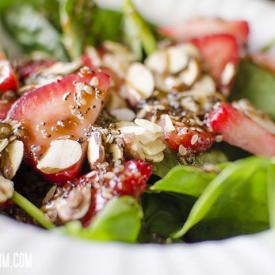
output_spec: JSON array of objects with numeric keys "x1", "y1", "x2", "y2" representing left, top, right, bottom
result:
[
  {"x1": 0, "y1": 91, "x2": 17, "y2": 120},
  {"x1": 79, "y1": 160, "x2": 152, "y2": 227},
  {"x1": 159, "y1": 18, "x2": 249, "y2": 45},
  {"x1": 165, "y1": 125, "x2": 214, "y2": 155},
  {"x1": 191, "y1": 34, "x2": 240, "y2": 92},
  {"x1": 0, "y1": 60, "x2": 18, "y2": 92},
  {"x1": 8, "y1": 67, "x2": 110, "y2": 183},
  {"x1": 207, "y1": 102, "x2": 275, "y2": 157},
  {"x1": 16, "y1": 59, "x2": 56, "y2": 80}
]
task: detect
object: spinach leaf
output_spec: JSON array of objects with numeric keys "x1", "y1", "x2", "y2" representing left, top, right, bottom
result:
[
  {"x1": 122, "y1": 0, "x2": 157, "y2": 58},
  {"x1": 172, "y1": 157, "x2": 270, "y2": 239},
  {"x1": 151, "y1": 166, "x2": 216, "y2": 197},
  {"x1": 231, "y1": 59, "x2": 275, "y2": 119},
  {"x1": 268, "y1": 161, "x2": 275, "y2": 229},
  {"x1": 153, "y1": 148, "x2": 179, "y2": 178},
  {"x1": 140, "y1": 193, "x2": 195, "y2": 241},
  {"x1": 2, "y1": 5, "x2": 67, "y2": 60},
  {"x1": 61, "y1": 196, "x2": 142, "y2": 243}
]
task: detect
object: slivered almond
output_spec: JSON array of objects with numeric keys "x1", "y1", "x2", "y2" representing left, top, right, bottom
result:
[
  {"x1": 0, "y1": 175, "x2": 13, "y2": 203},
  {"x1": 110, "y1": 144, "x2": 123, "y2": 161},
  {"x1": 57, "y1": 184, "x2": 91, "y2": 222},
  {"x1": 159, "y1": 114, "x2": 175, "y2": 133},
  {"x1": 134, "y1": 119, "x2": 162, "y2": 134},
  {"x1": 221, "y1": 62, "x2": 235, "y2": 86},
  {"x1": 0, "y1": 139, "x2": 8, "y2": 153},
  {"x1": 2, "y1": 140, "x2": 24, "y2": 179},
  {"x1": 167, "y1": 45, "x2": 189, "y2": 74},
  {"x1": 142, "y1": 139, "x2": 166, "y2": 156},
  {"x1": 126, "y1": 63, "x2": 154, "y2": 99},
  {"x1": 106, "y1": 91, "x2": 127, "y2": 111},
  {"x1": 88, "y1": 132, "x2": 104, "y2": 167},
  {"x1": 146, "y1": 151, "x2": 164, "y2": 162},
  {"x1": 145, "y1": 49, "x2": 168, "y2": 74},
  {"x1": 110, "y1": 108, "x2": 136, "y2": 121},
  {"x1": 37, "y1": 140, "x2": 82, "y2": 174},
  {"x1": 179, "y1": 59, "x2": 200, "y2": 86},
  {"x1": 86, "y1": 46, "x2": 102, "y2": 67},
  {"x1": 42, "y1": 60, "x2": 82, "y2": 76}
]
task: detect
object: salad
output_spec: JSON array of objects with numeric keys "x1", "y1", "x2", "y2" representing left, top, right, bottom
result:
[{"x1": 0, "y1": 0, "x2": 275, "y2": 244}]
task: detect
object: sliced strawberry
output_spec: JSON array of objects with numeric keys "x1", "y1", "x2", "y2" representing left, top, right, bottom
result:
[
  {"x1": 165, "y1": 125, "x2": 214, "y2": 155},
  {"x1": 191, "y1": 34, "x2": 240, "y2": 92},
  {"x1": 42, "y1": 160, "x2": 152, "y2": 226},
  {"x1": 0, "y1": 60, "x2": 18, "y2": 92},
  {"x1": 0, "y1": 91, "x2": 17, "y2": 120},
  {"x1": 207, "y1": 102, "x2": 275, "y2": 157},
  {"x1": 16, "y1": 59, "x2": 56, "y2": 80},
  {"x1": 81, "y1": 160, "x2": 152, "y2": 227},
  {"x1": 159, "y1": 18, "x2": 249, "y2": 45},
  {"x1": 8, "y1": 67, "x2": 110, "y2": 183}
]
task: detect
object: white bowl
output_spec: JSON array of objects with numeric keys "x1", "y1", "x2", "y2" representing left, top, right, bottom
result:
[{"x1": 1, "y1": 0, "x2": 275, "y2": 274}]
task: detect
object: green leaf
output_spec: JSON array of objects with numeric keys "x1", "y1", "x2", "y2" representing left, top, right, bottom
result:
[
  {"x1": 231, "y1": 59, "x2": 275, "y2": 119},
  {"x1": 2, "y1": 5, "x2": 67, "y2": 60},
  {"x1": 172, "y1": 157, "x2": 270, "y2": 239},
  {"x1": 140, "y1": 193, "x2": 195, "y2": 241},
  {"x1": 153, "y1": 148, "x2": 179, "y2": 178},
  {"x1": 151, "y1": 166, "x2": 216, "y2": 197},
  {"x1": 268, "y1": 161, "x2": 275, "y2": 229},
  {"x1": 11, "y1": 191, "x2": 55, "y2": 230},
  {"x1": 122, "y1": 0, "x2": 157, "y2": 58},
  {"x1": 61, "y1": 196, "x2": 142, "y2": 243}
]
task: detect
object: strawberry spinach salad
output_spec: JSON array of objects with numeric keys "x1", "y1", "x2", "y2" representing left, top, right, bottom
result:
[{"x1": 0, "y1": 0, "x2": 275, "y2": 244}]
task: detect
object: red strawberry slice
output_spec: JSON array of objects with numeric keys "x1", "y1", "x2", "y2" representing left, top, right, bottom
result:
[
  {"x1": 0, "y1": 91, "x2": 17, "y2": 120},
  {"x1": 16, "y1": 59, "x2": 56, "y2": 80},
  {"x1": 191, "y1": 34, "x2": 240, "y2": 92},
  {"x1": 0, "y1": 60, "x2": 19, "y2": 92},
  {"x1": 159, "y1": 18, "x2": 249, "y2": 45},
  {"x1": 165, "y1": 125, "x2": 214, "y2": 155},
  {"x1": 207, "y1": 102, "x2": 275, "y2": 157},
  {"x1": 8, "y1": 67, "x2": 110, "y2": 183},
  {"x1": 80, "y1": 160, "x2": 152, "y2": 227}
]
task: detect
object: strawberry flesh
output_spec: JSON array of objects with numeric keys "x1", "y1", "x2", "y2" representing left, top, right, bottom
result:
[
  {"x1": 191, "y1": 34, "x2": 240, "y2": 91},
  {"x1": 66, "y1": 160, "x2": 152, "y2": 227},
  {"x1": 207, "y1": 102, "x2": 275, "y2": 157},
  {"x1": 16, "y1": 59, "x2": 56, "y2": 80},
  {"x1": 159, "y1": 18, "x2": 249, "y2": 45},
  {"x1": 165, "y1": 125, "x2": 214, "y2": 155},
  {"x1": 8, "y1": 67, "x2": 110, "y2": 183},
  {"x1": 0, "y1": 60, "x2": 19, "y2": 92}
]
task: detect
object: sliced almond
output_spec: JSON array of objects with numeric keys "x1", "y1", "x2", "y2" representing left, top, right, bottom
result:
[
  {"x1": 126, "y1": 63, "x2": 155, "y2": 99},
  {"x1": 42, "y1": 60, "x2": 82, "y2": 76},
  {"x1": 221, "y1": 62, "x2": 235, "y2": 86},
  {"x1": 0, "y1": 175, "x2": 13, "y2": 203},
  {"x1": 167, "y1": 45, "x2": 189, "y2": 74},
  {"x1": 2, "y1": 140, "x2": 24, "y2": 179},
  {"x1": 110, "y1": 144, "x2": 123, "y2": 161},
  {"x1": 56, "y1": 184, "x2": 91, "y2": 223},
  {"x1": 179, "y1": 59, "x2": 200, "y2": 86},
  {"x1": 134, "y1": 119, "x2": 162, "y2": 135},
  {"x1": 146, "y1": 151, "x2": 164, "y2": 162},
  {"x1": 0, "y1": 139, "x2": 9, "y2": 153},
  {"x1": 142, "y1": 139, "x2": 166, "y2": 156},
  {"x1": 37, "y1": 140, "x2": 82, "y2": 174},
  {"x1": 87, "y1": 132, "x2": 105, "y2": 167},
  {"x1": 103, "y1": 41, "x2": 132, "y2": 56},
  {"x1": 159, "y1": 114, "x2": 175, "y2": 133},
  {"x1": 106, "y1": 91, "x2": 127, "y2": 111},
  {"x1": 110, "y1": 108, "x2": 136, "y2": 121},
  {"x1": 181, "y1": 97, "x2": 199, "y2": 112},
  {"x1": 145, "y1": 49, "x2": 168, "y2": 74},
  {"x1": 86, "y1": 46, "x2": 102, "y2": 67}
]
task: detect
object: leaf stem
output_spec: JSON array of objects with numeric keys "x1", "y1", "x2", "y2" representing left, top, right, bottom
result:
[{"x1": 11, "y1": 191, "x2": 55, "y2": 230}]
